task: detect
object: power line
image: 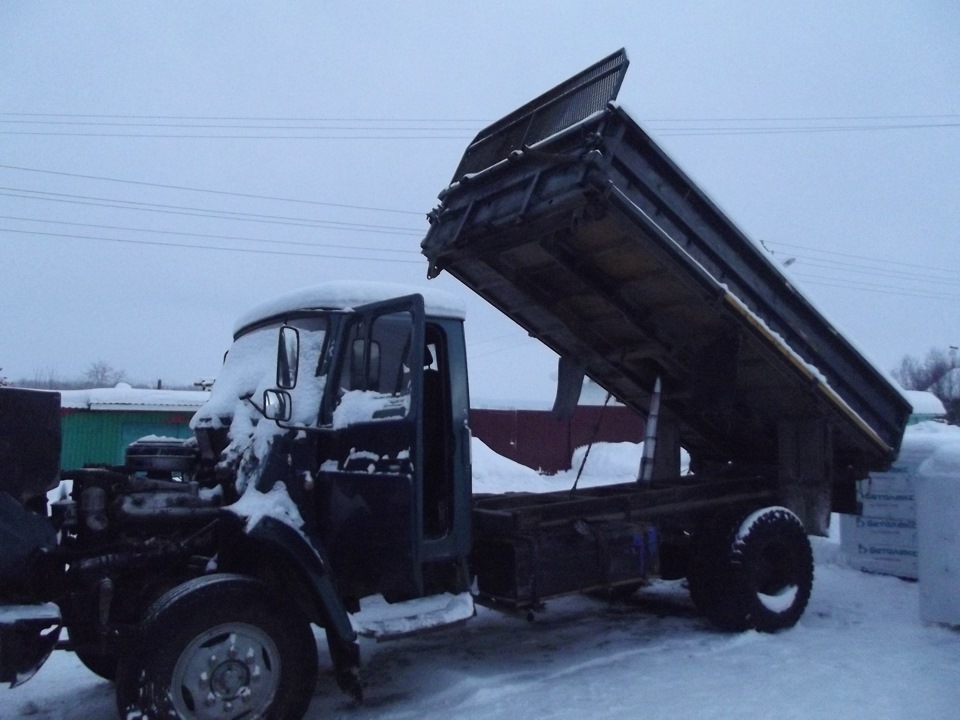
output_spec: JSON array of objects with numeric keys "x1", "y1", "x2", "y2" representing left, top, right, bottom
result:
[
  {"x1": 0, "y1": 215, "x2": 423, "y2": 256},
  {"x1": 790, "y1": 257, "x2": 960, "y2": 288},
  {"x1": 3, "y1": 126, "x2": 953, "y2": 139},
  {"x1": 656, "y1": 121, "x2": 960, "y2": 137},
  {"x1": 0, "y1": 131, "x2": 474, "y2": 140},
  {"x1": 0, "y1": 163, "x2": 425, "y2": 216},
  {"x1": 793, "y1": 272, "x2": 960, "y2": 301},
  {"x1": 765, "y1": 239, "x2": 960, "y2": 277},
  {"x1": 0, "y1": 120, "x2": 480, "y2": 132},
  {"x1": 644, "y1": 113, "x2": 960, "y2": 123},
  {"x1": 0, "y1": 227, "x2": 425, "y2": 264},
  {"x1": 0, "y1": 188, "x2": 424, "y2": 236},
  {"x1": 3, "y1": 111, "x2": 957, "y2": 123},
  {"x1": 763, "y1": 239, "x2": 960, "y2": 299},
  {"x1": 0, "y1": 112, "x2": 488, "y2": 122},
  {"x1": 2, "y1": 112, "x2": 957, "y2": 138}
]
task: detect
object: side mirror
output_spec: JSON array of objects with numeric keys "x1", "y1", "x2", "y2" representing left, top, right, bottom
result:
[
  {"x1": 263, "y1": 389, "x2": 292, "y2": 422},
  {"x1": 277, "y1": 326, "x2": 300, "y2": 389}
]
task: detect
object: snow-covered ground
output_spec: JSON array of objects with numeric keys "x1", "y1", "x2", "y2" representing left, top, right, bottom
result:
[{"x1": 5, "y1": 441, "x2": 960, "y2": 719}]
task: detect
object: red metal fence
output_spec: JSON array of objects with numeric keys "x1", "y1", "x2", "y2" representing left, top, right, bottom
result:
[{"x1": 469, "y1": 405, "x2": 645, "y2": 474}]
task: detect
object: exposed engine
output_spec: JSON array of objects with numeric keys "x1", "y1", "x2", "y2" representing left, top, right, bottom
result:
[{"x1": 0, "y1": 389, "x2": 230, "y2": 682}]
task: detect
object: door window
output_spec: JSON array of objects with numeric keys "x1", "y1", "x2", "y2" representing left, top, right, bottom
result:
[{"x1": 333, "y1": 310, "x2": 415, "y2": 428}]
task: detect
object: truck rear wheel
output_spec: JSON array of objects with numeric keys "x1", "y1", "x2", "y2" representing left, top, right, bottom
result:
[
  {"x1": 688, "y1": 506, "x2": 813, "y2": 632},
  {"x1": 115, "y1": 573, "x2": 318, "y2": 720}
]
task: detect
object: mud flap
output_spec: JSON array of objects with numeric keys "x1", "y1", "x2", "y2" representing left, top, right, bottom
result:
[
  {"x1": 326, "y1": 629, "x2": 363, "y2": 701},
  {"x1": 226, "y1": 513, "x2": 364, "y2": 701},
  {"x1": 0, "y1": 603, "x2": 61, "y2": 687},
  {"x1": 0, "y1": 492, "x2": 57, "y2": 589},
  {"x1": 778, "y1": 418, "x2": 833, "y2": 536}
]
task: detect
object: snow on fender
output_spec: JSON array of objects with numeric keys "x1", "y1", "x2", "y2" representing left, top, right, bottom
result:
[{"x1": 689, "y1": 506, "x2": 814, "y2": 633}]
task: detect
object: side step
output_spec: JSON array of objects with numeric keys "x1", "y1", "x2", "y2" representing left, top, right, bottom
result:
[{"x1": 349, "y1": 592, "x2": 475, "y2": 642}]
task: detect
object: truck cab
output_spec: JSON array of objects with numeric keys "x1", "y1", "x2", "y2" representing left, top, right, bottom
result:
[{"x1": 191, "y1": 281, "x2": 474, "y2": 607}]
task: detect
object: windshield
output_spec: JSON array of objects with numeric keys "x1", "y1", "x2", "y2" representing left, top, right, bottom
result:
[
  {"x1": 192, "y1": 316, "x2": 328, "y2": 431},
  {"x1": 191, "y1": 315, "x2": 328, "y2": 495}
]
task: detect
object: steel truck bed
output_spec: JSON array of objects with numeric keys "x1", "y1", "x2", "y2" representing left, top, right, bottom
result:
[{"x1": 422, "y1": 49, "x2": 909, "y2": 480}]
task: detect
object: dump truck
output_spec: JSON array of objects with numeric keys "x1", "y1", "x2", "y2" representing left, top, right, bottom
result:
[{"x1": 0, "y1": 50, "x2": 909, "y2": 720}]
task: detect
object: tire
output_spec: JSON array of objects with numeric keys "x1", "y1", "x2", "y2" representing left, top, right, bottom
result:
[
  {"x1": 686, "y1": 509, "x2": 739, "y2": 618},
  {"x1": 72, "y1": 641, "x2": 118, "y2": 682},
  {"x1": 115, "y1": 573, "x2": 318, "y2": 720},
  {"x1": 68, "y1": 576, "x2": 186, "y2": 683},
  {"x1": 688, "y1": 506, "x2": 813, "y2": 633}
]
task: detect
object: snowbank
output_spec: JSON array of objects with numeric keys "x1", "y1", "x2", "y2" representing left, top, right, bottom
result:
[{"x1": 471, "y1": 437, "x2": 688, "y2": 495}]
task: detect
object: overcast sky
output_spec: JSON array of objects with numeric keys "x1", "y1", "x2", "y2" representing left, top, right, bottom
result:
[{"x1": 2, "y1": 2, "x2": 958, "y2": 402}]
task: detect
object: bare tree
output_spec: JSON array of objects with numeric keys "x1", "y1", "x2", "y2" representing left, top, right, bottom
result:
[
  {"x1": 30, "y1": 366, "x2": 68, "y2": 390},
  {"x1": 84, "y1": 360, "x2": 127, "y2": 388},
  {"x1": 891, "y1": 348, "x2": 954, "y2": 392},
  {"x1": 892, "y1": 347, "x2": 959, "y2": 424}
]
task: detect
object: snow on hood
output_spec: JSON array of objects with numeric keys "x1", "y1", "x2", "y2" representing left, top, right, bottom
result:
[
  {"x1": 227, "y1": 481, "x2": 306, "y2": 532},
  {"x1": 192, "y1": 318, "x2": 328, "y2": 504}
]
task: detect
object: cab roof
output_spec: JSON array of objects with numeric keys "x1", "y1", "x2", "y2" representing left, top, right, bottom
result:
[{"x1": 233, "y1": 280, "x2": 466, "y2": 335}]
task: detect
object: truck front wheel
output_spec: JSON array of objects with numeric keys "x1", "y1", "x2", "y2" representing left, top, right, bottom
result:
[
  {"x1": 68, "y1": 626, "x2": 118, "y2": 681},
  {"x1": 689, "y1": 506, "x2": 813, "y2": 633},
  {"x1": 115, "y1": 573, "x2": 318, "y2": 720}
]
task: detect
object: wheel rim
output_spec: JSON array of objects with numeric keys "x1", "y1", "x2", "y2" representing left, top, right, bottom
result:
[
  {"x1": 758, "y1": 541, "x2": 793, "y2": 592},
  {"x1": 170, "y1": 622, "x2": 281, "y2": 720},
  {"x1": 754, "y1": 541, "x2": 799, "y2": 612}
]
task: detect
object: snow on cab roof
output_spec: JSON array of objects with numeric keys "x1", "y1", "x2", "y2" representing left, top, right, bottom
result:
[{"x1": 233, "y1": 281, "x2": 467, "y2": 334}]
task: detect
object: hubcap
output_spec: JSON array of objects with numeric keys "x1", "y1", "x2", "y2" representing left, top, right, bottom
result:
[{"x1": 171, "y1": 623, "x2": 280, "y2": 719}]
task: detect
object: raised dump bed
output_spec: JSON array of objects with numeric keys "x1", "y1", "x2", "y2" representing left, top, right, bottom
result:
[{"x1": 422, "y1": 49, "x2": 910, "y2": 488}]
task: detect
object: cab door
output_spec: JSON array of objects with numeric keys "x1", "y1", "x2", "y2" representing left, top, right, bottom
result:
[{"x1": 315, "y1": 295, "x2": 426, "y2": 602}]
